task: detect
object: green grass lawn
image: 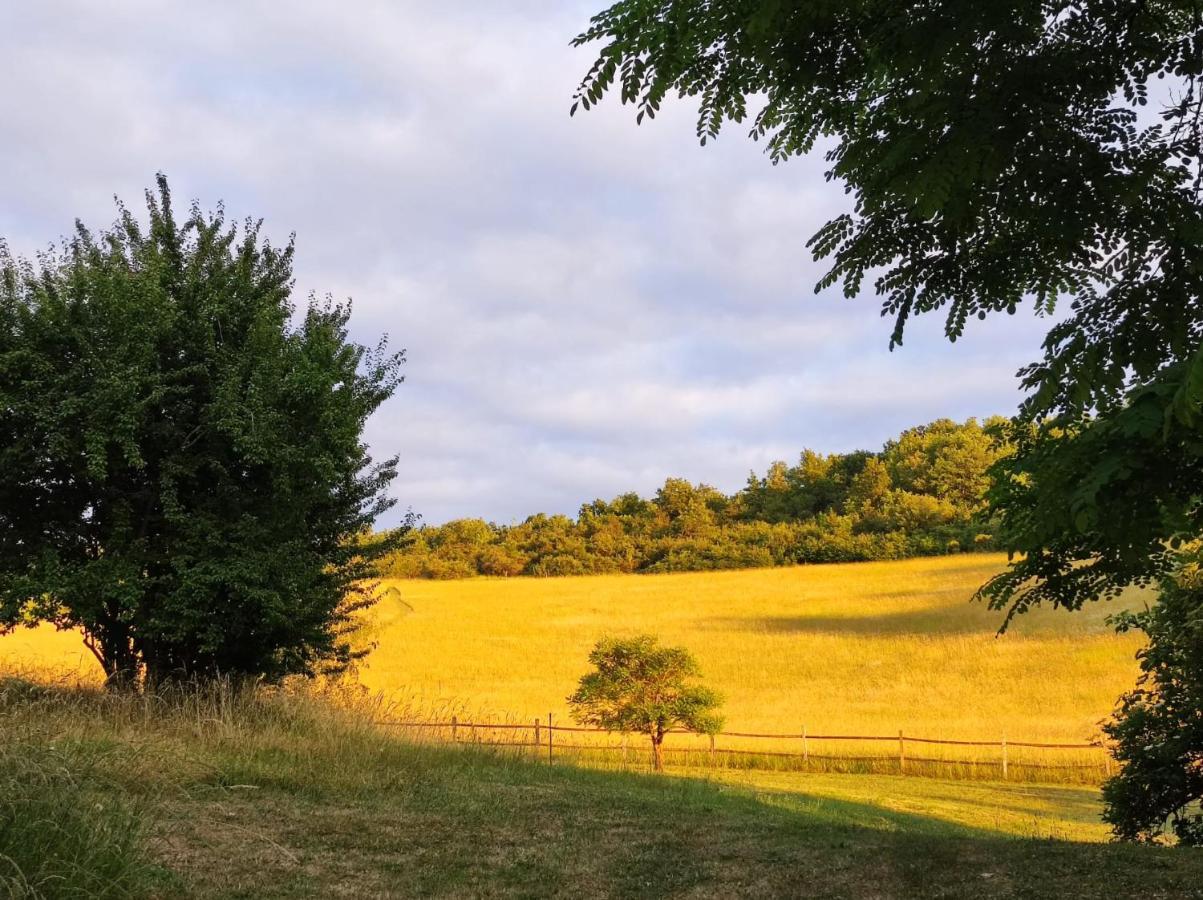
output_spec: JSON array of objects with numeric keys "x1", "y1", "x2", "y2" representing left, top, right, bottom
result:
[
  {"x1": 153, "y1": 763, "x2": 1202, "y2": 899},
  {"x1": 3, "y1": 679, "x2": 1201, "y2": 899}
]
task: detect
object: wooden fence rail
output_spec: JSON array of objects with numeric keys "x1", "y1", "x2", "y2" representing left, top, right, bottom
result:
[{"x1": 376, "y1": 716, "x2": 1113, "y2": 783}]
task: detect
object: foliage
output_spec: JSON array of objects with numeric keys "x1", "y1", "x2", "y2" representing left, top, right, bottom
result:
[
  {"x1": 977, "y1": 378, "x2": 1203, "y2": 623},
  {"x1": 571, "y1": 2, "x2": 1203, "y2": 835},
  {"x1": 568, "y1": 634, "x2": 723, "y2": 769},
  {"x1": 0, "y1": 177, "x2": 406, "y2": 687},
  {"x1": 378, "y1": 418, "x2": 1003, "y2": 578},
  {"x1": 1102, "y1": 554, "x2": 1203, "y2": 845},
  {"x1": 570, "y1": 0, "x2": 1203, "y2": 619},
  {"x1": 572, "y1": 1, "x2": 1203, "y2": 412}
]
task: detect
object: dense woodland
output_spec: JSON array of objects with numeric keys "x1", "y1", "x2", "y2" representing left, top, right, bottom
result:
[{"x1": 377, "y1": 418, "x2": 1005, "y2": 579}]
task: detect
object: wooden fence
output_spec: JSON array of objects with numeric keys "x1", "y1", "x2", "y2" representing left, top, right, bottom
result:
[{"x1": 379, "y1": 715, "x2": 1113, "y2": 784}]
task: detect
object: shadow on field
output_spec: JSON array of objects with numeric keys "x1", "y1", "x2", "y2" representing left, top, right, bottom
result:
[{"x1": 705, "y1": 604, "x2": 1002, "y2": 637}]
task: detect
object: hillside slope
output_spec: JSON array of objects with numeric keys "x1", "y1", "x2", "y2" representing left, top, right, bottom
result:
[
  {"x1": 5, "y1": 555, "x2": 1146, "y2": 751},
  {"x1": 355, "y1": 555, "x2": 1144, "y2": 746}
]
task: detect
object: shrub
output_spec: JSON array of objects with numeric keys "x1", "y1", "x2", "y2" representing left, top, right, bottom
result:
[
  {"x1": 476, "y1": 545, "x2": 527, "y2": 577},
  {"x1": 527, "y1": 554, "x2": 589, "y2": 577},
  {"x1": 1102, "y1": 558, "x2": 1203, "y2": 844}
]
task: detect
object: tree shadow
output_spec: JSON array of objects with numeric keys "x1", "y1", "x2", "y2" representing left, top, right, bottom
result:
[
  {"x1": 501, "y1": 754, "x2": 1201, "y2": 899},
  {"x1": 5, "y1": 674, "x2": 1199, "y2": 899},
  {"x1": 704, "y1": 605, "x2": 1002, "y2": 637},
  {"x1": 703, "y1": 601, "x2": 1117, "y2": 638}
]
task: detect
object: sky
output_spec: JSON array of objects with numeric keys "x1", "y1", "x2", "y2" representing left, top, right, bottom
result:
[{"x1": 0, "y1": 1, "x2": 1057, "y2": 527}]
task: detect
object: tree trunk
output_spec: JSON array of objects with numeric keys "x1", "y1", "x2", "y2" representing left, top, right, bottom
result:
[
  {"x1": 652, "y1": 734, "x2": 665, "y2": 771},
  {"x1": 104, "y1": 665, "x2": 139, "y2": 692},
  {"x1": 88, "y1": 626, "x2": 139, "y2": 692}
]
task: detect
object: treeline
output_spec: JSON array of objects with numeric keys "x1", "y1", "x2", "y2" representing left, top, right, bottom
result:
[{"x1": 377, "y1": 418, "x2": 1007, "y2": 579}]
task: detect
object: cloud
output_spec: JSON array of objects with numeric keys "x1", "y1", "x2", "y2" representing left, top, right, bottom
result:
[{"x1": 0, "y1": 1, "x2": 1052, "y2": 524}]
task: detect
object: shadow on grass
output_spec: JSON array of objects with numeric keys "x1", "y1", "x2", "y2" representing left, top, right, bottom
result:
[
  {"x1": 163, "y1": 739, "x2": 1203, "y2": 900},
  {"x1": 4, "y1": 675, "x2": 1199, "y2": 900},
  {"x1": 462, "y1": 752, "x2": 1201, "y2": 899}
]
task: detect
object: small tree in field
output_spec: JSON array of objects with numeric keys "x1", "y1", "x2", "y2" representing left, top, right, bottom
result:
[{"x1": 567, "y1": 635, "x2": 722, "y2": 771}]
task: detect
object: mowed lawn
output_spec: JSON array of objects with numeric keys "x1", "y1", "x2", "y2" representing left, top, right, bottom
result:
[{"x1": 4, "y1": 555, "x2": 1145, "y2": 747}]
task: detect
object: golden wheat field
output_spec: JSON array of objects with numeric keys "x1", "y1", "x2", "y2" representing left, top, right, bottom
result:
[{"x1": 2, "y1": 554, "x2": 1146, "y2": 778}]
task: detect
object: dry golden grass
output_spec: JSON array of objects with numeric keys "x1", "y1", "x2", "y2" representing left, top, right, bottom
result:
[
  {"x1": 0, "y1": 627, "x2": 102, "y2": 686},
  {"x1": 353, "y1": 555, "x2": 1144, "y2": 742},
  {"x1": 1, "y1": 554, "x2": 1146, "y2": 779}
]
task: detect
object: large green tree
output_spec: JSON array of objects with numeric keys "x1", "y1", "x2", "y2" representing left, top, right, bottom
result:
[
  {"x1": 572, "y1": 2, "x2": 1203, "y2": 840},
  {"x1": 0, "y1": 177, "x2": 405, "y2": 687},
  {"x1": 570, "y1": 0, "x2": 1203, "y2": 619}
]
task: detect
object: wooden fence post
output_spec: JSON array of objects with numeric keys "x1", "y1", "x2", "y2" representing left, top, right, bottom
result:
[
  {"x1": 1001, "y1": 734, "x2": 1008, "y2": 780},
  {"x1": 709, "y1": 733, "x2": 716, "y2": 766},
  {"x1": 898, "y1": 730, "x2": 905, "y2": 775},
  {"x1": 622, "y1": 732, "x2": 629, "y2": 767},
  {"x1": 1104, "y1": 746, "x2": 1112, "y2": 778},
  {"x1": 547, "y1": 712, "x2": 553, "y2": 765},
  {"x1": 802, "y1": 725, "x2": 808, "y2": 767},
  {"x1": 533, "y1": 718, "x2": 540, "y2": 756},
  {"x1": 451, "y1": 715, "x2": 458, "y2": 743}
]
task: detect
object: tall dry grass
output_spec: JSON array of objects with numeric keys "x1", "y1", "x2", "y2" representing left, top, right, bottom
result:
[
  {"x1": 6, "y1": 673, "x2": 1188, "y2": 898},
  {"x1": 2, "y1": 555, "x2": 1148, "y2": 783},
  {"x1": 0, "y1": 677, "x2": 155, "y2": 899}
]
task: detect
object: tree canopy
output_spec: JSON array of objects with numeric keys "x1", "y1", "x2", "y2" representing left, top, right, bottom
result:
[
  {"x1": 378, "y1": 418, "x2": 1003, "y2": 579},
  {"x1": 0, "y1": 177, "x2": 405, "y2": 687},
  {"x1": 571, "y1": 1, "x2": 1203, "y2": 619},
  {"x1": 567, "y1": 634, "x2": 723, "y2": 770}
]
